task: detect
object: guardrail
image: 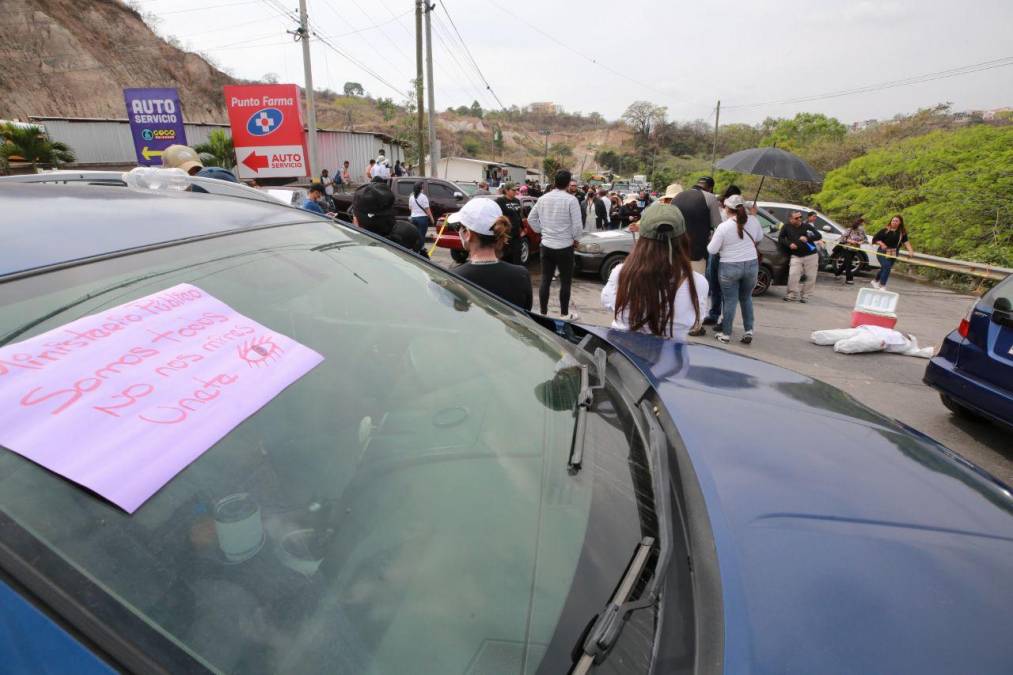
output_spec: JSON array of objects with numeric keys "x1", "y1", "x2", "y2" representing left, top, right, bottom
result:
[{"x1": 835, "y1": 244, "x2": 1011, "y2": 282}]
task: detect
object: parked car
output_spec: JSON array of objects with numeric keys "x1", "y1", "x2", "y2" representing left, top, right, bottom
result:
[
  {"x1": 1, "y1": 179, "x2": 1011, "y2": 675},
  {"x1": 575, "y1": 206, "x2": 790, "y2": 295},
  {"x1": 433, "y1": 194, "x2": 541, "y2": 264},
  {"x1": 924, "y1": 273, "x2": 1013, "y2": 429},
  {"x1": 330, "y1": 176, "x2": 468, "y2": 232},
  {"x1": 758, "y1": 201, "x2": 881, "y2": 275}
]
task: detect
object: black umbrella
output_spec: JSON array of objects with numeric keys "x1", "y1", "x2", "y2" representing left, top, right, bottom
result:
[{"x1": 716, "y1": 146, "x2": 822, "y2": 202}]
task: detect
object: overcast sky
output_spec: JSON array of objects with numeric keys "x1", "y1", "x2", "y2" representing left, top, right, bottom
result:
[{"x1": 140, "y1": 0, "x2": 1013, "y2": 125}]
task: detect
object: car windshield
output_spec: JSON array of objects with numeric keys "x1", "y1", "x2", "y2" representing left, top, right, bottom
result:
[{"x1": 0, "y1": 220, "x2": 604, "y2": 674}]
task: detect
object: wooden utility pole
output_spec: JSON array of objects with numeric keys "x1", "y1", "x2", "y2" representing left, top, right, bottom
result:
[
  {"x1": 297, "y1": 0, "x2": 319, "y2": 179},
  {"x1": 424, "y1": 2, "x2": 439, "y2": 177},
  {"x1": 711, "y1": 99, "x2": 721, "y2": 172},
  {"x1": 415, "y1": 0, "x2": 426, "y2": 175}
]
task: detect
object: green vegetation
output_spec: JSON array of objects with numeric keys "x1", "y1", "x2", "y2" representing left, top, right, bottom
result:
[
  {"x1": 193, "y1": 129, "x2": 235, "y2": 170},
  {"x1": 0, "y1": 123, "x2": 75, "y2": 170},
  {"x1": 815, "y1": 125, "x2": 1013, "y2": 264}
]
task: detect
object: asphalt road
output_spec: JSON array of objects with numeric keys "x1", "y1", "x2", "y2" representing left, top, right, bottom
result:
[{"x1": 430, "y1": 248, "x2": 1013, "y2": 486}]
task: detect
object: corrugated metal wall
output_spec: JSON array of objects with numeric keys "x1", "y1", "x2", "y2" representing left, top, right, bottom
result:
[{"x1": 31, "y1": 118, "x2": 403, "y2": 175}]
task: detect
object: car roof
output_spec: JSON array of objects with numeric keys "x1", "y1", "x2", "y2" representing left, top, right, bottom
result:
[{"x1": 0, "y1": 183, "x2": 319, "y2": 278}]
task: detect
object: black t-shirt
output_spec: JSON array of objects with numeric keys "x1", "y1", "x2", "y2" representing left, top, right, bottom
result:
[
  {"x1": 454, "y1": 260, "x2": 532, "y2": 310},
  {"x1": 496, "y1": 196, "x2": 524, "y2": 238},
  {"x1": 672, "y1": 188, "x2": 711, "y2": 261},
  {"x1": 873, "y1": 228, "x2": 909, "y2": 251}
]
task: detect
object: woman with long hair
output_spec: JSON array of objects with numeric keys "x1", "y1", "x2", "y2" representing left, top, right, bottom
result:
[
  {"x1": 601, "y1": 203, "x2": 707, "y2": 339},
  {"x1": 408, "y1": 181, "x2": 434, "y2": 255},
  {"x1": 449, "y1": 198, "x2": 532, "y2": 309},
  {"x1": 835, "y1": 216, "x2": 868, "y2": 285},
  {"x1": 871, "y1": 214, "x2": 913, "y2": 288},
  {"x1": 707, "y1": 195, "x2": 764, "y2": 344}
]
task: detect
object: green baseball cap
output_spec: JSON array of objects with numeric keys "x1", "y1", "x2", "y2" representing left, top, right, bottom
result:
[{"x1": 636, "y1": 203, "x2": 686, "y2": 239}]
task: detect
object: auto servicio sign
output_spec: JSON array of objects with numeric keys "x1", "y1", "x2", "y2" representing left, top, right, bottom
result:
[
  {"x1": 123, "y1": 88, "x2": 188, "y2": 166},
  {"x1": 224, "y1": 84, "x2": 309, "y2": 179}
]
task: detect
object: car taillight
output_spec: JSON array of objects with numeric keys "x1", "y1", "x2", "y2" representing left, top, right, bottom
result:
[{"x1": 957, "y1": 303, "x2": 975, "y2": 338}]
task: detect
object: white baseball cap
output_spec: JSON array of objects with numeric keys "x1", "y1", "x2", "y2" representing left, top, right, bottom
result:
[
  {"x1": 724, "y1": 194, "x2": 746, "y2": 209},
  {"x1": 447, "y1": 198, "x2": 503, "y2": 235}
]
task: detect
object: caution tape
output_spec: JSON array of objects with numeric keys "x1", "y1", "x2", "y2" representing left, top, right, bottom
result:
[
  {"x1": 829, "y1": 243, "x2": 1006, "y2": 280},
  {"x1": 428, "y1": 218, "x2": 449, "y2": 257}
]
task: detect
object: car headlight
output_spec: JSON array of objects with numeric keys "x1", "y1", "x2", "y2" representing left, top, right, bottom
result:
[{"x1": 577, "y1": 241, "x2": 602, "y2": 253}]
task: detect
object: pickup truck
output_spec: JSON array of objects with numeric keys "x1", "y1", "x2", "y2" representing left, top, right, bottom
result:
[{"x1": 330, "y1": 177, "x2": 469, "y2": 229}]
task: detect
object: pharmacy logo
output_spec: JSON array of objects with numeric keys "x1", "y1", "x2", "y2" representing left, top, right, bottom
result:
[{"x1": 246, "y1": 108, "x2": 284, "y2": 137}]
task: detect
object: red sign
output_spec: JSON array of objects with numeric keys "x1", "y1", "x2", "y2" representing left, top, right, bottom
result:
[{"x1": 224, "y1": 84, "x2": 309, "y2": 179}]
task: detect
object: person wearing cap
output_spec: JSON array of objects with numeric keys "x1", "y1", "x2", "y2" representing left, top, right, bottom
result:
[
  {"x1": 778, "y1": 209, "x2": 823, "y2": 302},
  {"x1": 658, "y1": 183, "x2": 683, "y2": 205},
  {"x1": 474, "y1": 181, "x2": 491, "y2": 196},
  {"x1": 707, "y1": 194, "x2": 764, "y2": 344},
  {"x1": 448, "y1": 199, "x2": 532, "y2": 310},
  {"x1": 496, "y1": 182, "x2": 525, "y2": 265},
  {"x1": 601, "y1": 203, "x2": 707, "y2": 339},
  {"x1": 617, "y1": 194, "x2": 641, "y2": 229},
  {"x1": 161, "y1": 144, "x2": 203, "y2": 175},
  {"x1": 302, "y1": 184, "x2": 328, "y2": 215},
  {"x1": 528, "y1": 170, "x2": 585, "y2": 319},
  {"x1": 352, "y1": 182, "x2": 424, "y2": 254}
]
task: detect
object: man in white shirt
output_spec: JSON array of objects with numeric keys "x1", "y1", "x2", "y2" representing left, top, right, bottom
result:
[
  {"x1": 371, "y1": 158, "x2": 391, "y2": 181},
  {"x1": 527, "y1": 170, "x2": 585, "y2": 319}
]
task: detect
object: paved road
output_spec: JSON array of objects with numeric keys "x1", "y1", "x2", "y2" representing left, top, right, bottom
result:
[{"x1": 430, "y1": 248, "x2": 1013, "y2": 486}]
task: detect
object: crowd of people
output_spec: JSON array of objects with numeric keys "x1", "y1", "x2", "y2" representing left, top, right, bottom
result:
[{"x1": 157, "y1": 143, "x2": 916, "y2": 344}]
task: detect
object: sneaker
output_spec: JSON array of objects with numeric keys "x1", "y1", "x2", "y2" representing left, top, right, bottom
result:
[
  {"x1": 870, "y1": 280, "x2": 881, "y2": 289},
  {"x1": 845, "y1": 280, "x2": 855, "y2": 285},
  {"x1": 783, "y1": 295, "x2": 794, "y2": 302},
  {"x1": 740, "y1": 331, "x2": 753, "y2": 344},
  {"x1": 714, "y1": 332, "x2": 730, "y2": 344},
  {"x1": 562, "y1": 311, "x2": 580, "y2": 321},
  {"x1": 799, "y1": 297, "x2": 808, "y2": 304},
  {"x1": 702, "y1": 316, "x2": 718, "y2": 326},
  {"x1": 688, "y1": 325, "x2": 706, "y2": 337}
]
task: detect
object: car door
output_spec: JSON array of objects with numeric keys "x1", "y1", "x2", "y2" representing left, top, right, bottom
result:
[
  {"x1": 956, "y1": 275, "x2": 1013, "y2": 391},
  {"x1": 394, "y1": 179, "x2": 415, "y2": 223},
  {"x1": 425, "y1": 180, "x2": 464, "y2": 221}
]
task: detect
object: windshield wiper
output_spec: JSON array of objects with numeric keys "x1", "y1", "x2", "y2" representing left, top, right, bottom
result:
[
  {"x1": 566, "y1": 347, "x2": 607, "y2": 474},
  {"x1": 570, "y1": 399, "x2": 673, "y2": 673}
]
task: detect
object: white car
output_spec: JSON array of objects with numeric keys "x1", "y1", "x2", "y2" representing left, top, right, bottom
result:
[{"x1": 758, "y1": 201, "x2": 881, "y2": 274}]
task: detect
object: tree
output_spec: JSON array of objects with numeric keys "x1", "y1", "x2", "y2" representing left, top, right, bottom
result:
[
  {"x1": 548, "y1": 142, "x2": 573, "y2": 159},
  {"x1": 543, "y1": 156, "x2": 562, "y2": 178},
  {"x1": 622, "y1": 101, "x2": 667, "y2": 141},
  {"x1": 193, "y1": 129, "x2": 236, "y2": 170},
  {"x1": 469, "y1": 100, "x2": 484, "y2": 118},
  {"x1": 761, "y1": 112, "x2": 847, "y2": 151},
  {"x1": 376, "y1": 97, "x2": 398, "y2": 121},
  {"x1": 0, "y1": 123, "x2": 75, "y2": 169},
  {"x1": 343, "y1": 82, "x2": 365, "y2": 97},
  {"x1": 262, "y1": 72, "x2": 279, "y2": 84}
]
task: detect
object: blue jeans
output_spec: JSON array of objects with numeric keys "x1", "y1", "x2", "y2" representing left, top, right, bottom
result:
[
  {"x1": 411, "y1": 216, "x2": 430, "y2": 248},
  {"x1": 875, "y1": 253, "x2": 895, "y2": 285},
  {"x1": 719, "y1": 259, "x2": 758, "y2": 335},
  {"x1": 706, "y1": 253, "x2": 722, "y2": 321}
]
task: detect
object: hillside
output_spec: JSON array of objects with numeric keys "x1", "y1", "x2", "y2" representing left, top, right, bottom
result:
[{"x1": 1, "y1": 0, "x2": 234, "y2": 122}]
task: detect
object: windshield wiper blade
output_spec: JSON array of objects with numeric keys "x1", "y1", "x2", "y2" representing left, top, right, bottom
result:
[
  {"x1": 570, "y1": 400, "x2": 673, "y2": 672},
  {"x1": 567, "y1": 364, "x2": 592, "y2": 473}
]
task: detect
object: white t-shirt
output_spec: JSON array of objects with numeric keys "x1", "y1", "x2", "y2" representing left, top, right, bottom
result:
[
  {"x1": 601, "y1": 267, "x2": 708, "y2": 340},
  {"x1": 372, "y1": 162, "x2": 391, "y2": 180},
  {"x1": 707, "y1": 216, "x2": 764, "y2": 263},
  {"x1": 409, "y1": 192, "x2": 430, "y2": 217}
]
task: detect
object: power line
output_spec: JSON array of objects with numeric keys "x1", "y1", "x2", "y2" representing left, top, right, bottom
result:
[
  {"x1": 430, "y1": 13, "x2": 496, "y2": 109},
  {"x1": 724, "y1": 56, "x2": 1013, "y2": 110},
  {"x1": 438, "y1": 1, "x2": 505, "y2": 109}
]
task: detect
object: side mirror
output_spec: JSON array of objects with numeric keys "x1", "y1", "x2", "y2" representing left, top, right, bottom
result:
[
  {"x1": 454, "y1": 192, "x2": 465, "y2": 200},
  {"x1": 822, "y1": 225, "x2": 832, "y2": 232}
]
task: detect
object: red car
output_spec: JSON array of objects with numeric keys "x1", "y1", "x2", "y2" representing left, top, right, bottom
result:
[{"x1": 433, "y1": 194, "x2": 541, "y2": 264}]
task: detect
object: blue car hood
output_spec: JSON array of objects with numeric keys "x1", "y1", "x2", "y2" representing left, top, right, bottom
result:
[{"x1": 586, "y1": 327, "x2": 1013, "y2": 675}]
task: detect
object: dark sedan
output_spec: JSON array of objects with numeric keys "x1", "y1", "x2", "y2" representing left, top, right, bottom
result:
[{"x1": 0, "y1": 180, "x2": 1011, "y2": 675}]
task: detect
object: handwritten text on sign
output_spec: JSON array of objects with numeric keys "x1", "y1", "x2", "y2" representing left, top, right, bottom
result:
[{"x1": 0, "y1": 284, "x2": 323, "y2": 513}]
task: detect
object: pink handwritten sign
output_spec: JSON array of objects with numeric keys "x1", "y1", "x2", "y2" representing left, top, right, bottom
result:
[{"x1": 0, "y1": 283, "x2": 323, "y2": 513}]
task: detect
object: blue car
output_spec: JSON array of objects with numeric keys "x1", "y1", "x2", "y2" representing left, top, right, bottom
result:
[
  {"x1": 924, "y1": 273, "x2": 1013, "y2": 428},
  {"x1": 0, "y1": 179, "x2": 1011, "y2": 675}
]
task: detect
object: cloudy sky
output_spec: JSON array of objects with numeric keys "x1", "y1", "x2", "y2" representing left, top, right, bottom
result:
[{"x1": 138, "y1": 0, "x2": 1013, "y2": 124}]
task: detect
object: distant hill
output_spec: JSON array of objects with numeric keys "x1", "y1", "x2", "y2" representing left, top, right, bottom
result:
[{"x1": 1, "y1": 0, "x2": 234, "y2": 122}]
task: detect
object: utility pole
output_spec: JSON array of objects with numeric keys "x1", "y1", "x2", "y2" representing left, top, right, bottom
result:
[
  {"x1": 710, "y1": 99, "x2": 720, "y2": 172},
  {"x1": 424, "y1": 2, "x2": 439, "y2": 177},
  {"x1": 415, "y1": 0, "x2": 426, "y2": 175},
  {"x1": 297, "y1": 0, "x2": 319, "y2": 180},
  {"x1": 540, "y1": 129, "x2": 551, "y2": 181}
]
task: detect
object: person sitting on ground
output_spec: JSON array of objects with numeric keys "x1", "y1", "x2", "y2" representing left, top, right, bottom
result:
[
  {"x1": 601, "y1": 202, "x2": 707, "y2": 340},
  {"x1": 449, "y1": 198, "x2": 533, "y2": 310},
  {"x1": 352, "y1": 182, "x2": 424, "y2": 254},
  {"x1": 301, "y1": 184, "x2": 328, "y2": 215}
]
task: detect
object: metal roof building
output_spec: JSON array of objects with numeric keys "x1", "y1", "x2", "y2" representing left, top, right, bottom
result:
[{"x1": 28, "y1": 116, "x2": 405, "y2": 178}]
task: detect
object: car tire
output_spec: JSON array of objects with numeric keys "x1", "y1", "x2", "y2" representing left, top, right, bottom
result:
[
  {"x1": 753, "y1": 264, "x2": 772, "y2": 296},
  {"x1": 520, "y1": 238, "x2": 530, "y2": 266},
  {"x1": 450, "y1": 249, "x2": 469, "y2": 264},
  {"x1": 939, "y1": 394, "x2": 984, "y2": 421},
  {"x1": 831, "y1": 249, "x2": 865, "y2": 276},
  {"x1": 599, "y1": 253, "x2": 626, "y2": 284}
]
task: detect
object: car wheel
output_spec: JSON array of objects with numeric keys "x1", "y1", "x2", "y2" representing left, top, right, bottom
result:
[
  {"x1": 599, "y1": 254, "x2": 626, "y2": 284},
  {"x1": 450, "y1": 249, "x2": 469, "y2": 264},
  {"x1": 753, "y1": 265, "x2": 772, "y2": 296},
  {"x1": 939, "y1": 394, "x2": 984, "y2": 421},
  {"x1": 855, "y1": 251, "x2": 869, "y2": 272},
  {"x1": 520, "y1": 238, "x2": 530, "y2": 265}
]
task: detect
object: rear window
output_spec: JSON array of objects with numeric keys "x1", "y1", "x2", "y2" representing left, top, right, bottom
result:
[
  {"x1": 981, "y1": 274, "x2": 1013, "y2": 311},
  {"x1": 396, "y1": 181, "x2": 414, "y2": 196}
]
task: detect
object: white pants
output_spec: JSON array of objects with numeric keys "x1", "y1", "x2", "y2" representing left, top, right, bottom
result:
[{"x1": 787, "y1": 253, "x2": 818, "y2": 299}]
